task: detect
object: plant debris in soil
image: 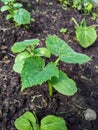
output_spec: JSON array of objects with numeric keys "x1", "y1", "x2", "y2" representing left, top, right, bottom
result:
[{"x1": 0, "y1": 0, "x2": 98, "y2": 130}]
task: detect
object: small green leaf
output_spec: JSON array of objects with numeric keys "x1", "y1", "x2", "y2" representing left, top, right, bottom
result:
[
  {"x1": 6, "y1": 14, "x2": 13, "y2": 20},
  {"x1": 22, "y1": 112, "x2": 39, "y2": 130},
  {"x1": 81, "y1": 19, "x2": 86, "y2": 27},
  {"x1": 76, "y1": 26, "x2": 97, "y2": 48},
  {"x1": 13, "y1": 3, "x2": 23, "y2": 8},
  {"x1": 14, "y1": 112, "x2": 38, "y2": 130},
  {"x1": 13, "y1": 52, "x2": 31, "y2": 73},
  {"x1": 14, "y1": 8, "x2": 30, "y2": 25},
  {"x1": 1, "y1": 5, "x2": 10, "y2": 12},
  {"x1": 40, "y1": 115, "x2": 67, "y2": 130},
  {"x1": 15, "y1": 116, "x2": 33, "y2": 130},
  {"x1": 50, "y1": 70, "x2": 77, "y2": 96},
  {"x1": 11, "y1": 39, "x2": 39, "y2": 53},
  {"x1": 21, "y1": 59, "x2": 59, "y2": 91},
  {"x1": 22, "y1": 112, "x2": 36, "y2": 124},
  {"x1": 60, "y1": 28, "x2": 67, "y2": 33},
  {"x1": 35, "y1": 48, "x2": 51, "y2": 58}
]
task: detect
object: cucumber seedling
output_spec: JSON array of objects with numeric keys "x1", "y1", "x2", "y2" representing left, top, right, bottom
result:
[
  {"x1": 72, "y1": 17, "x2": 97, "y2": 48},
  {"x1": 14, "y1": 111, "x2": 68, "y2": 130},
  {"x1": 1, "y1": 0, "x2": 30, "y2": 25},
  {"x1": 11, "y1": 35, "x2": 91, "y2": 96}
]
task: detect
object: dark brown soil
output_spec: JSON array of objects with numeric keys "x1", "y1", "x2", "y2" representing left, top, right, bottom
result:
[{"x1": 0, "y1": 0, "x2": 98, "y2": 130}]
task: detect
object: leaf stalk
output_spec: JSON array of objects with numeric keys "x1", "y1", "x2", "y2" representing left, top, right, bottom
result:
[
  {"x1": 48, "y1": 82, "x2": 53, "y2": 96},
  {"x1": 72, "y1": 17, "x2": 79, "y2": 28},
  {"x1": 55, "y1": 57, "x2": 60, "y2": 64}
]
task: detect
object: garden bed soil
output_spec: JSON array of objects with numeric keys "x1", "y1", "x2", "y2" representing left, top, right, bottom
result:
[{"x1": 0, "y1": 0, "x2": 98, "y2": 130}]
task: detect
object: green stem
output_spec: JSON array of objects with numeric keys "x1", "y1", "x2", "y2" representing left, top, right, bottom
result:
[
  {"x1": 72, "y1": 17, "x2": 79, "y2": 27},
  {"x1": 26, "y1": 46, "x2": 34, "y2": 56},
  {"x1": 48, "y1": 82, "x2": 53, "y2": 96},
  {"x1": 55, "y1": 57, "x2": 60, "y2": 64}
]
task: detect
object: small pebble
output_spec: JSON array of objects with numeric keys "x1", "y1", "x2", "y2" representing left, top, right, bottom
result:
[{"x1": 84, "y1": 108, "x2": 97, "y2": 121}]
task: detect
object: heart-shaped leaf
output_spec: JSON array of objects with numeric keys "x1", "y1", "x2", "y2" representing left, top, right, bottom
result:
[
  {"x1": 76, "y1": 26, "x2": 97, "y2": 48},
  {"x1": 14, "y1": 8, "x2": 30, "y2": 25}
]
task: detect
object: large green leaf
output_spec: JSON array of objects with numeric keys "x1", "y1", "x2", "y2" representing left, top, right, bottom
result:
[
  {"x1": 40, "y1": 115, "x2": 67, "y2": 130},
  {"x1": 60, "y1": 52, "x2": 90, "y2": 64},
  {"x1": 50, "y1": 70, "x2": 77, "y2": 96},
  {"x1": 21, "y1": 57, "x2": 45, "y2": 90},
  {"x1": 46, "y1": 35, "x2": 91, "y2": 64},
  {"x1": 11, "y1": 39, "x2": 39, "y2": 53},
  {"x1": 35, "y1": 48, "x2": 51, "y2": 58},
  {"x1": 46, "y1": 35, "x2": 74, "y2": 56},
  {"x1": 14, "y1": 112, "x2": 38, "y2": 130},
  {"x1": 13, "y1": 52, "x2": 31, "y2": 73},
  {"x1": 14, "y1": 8, "x2": 30, "y2": 25},
  {"x1": 76, "y1": 26, "x2": 97, "y2": 48},
  {"x1": 21, "y1": 59, "x2": 59, "y2": 91}
]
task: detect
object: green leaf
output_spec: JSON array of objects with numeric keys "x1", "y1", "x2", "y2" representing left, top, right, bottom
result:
[
  {"x1": 21, "y1": 57, "x2": 45, "y2": 90},
  {"x1": 15, "y1": 116, "x2": 33, "y2": 130},
  {"x1": 81, "y1": 19, "x2": 86, "y2": 27},
  {"x1": 1, "y1": 0, "x2": 14, "y2": 3},
  {"x1": 22, "y1": 112, "x2": 36, "y2": 124},
  {"x1": 21, "y1": 58, "x2": 59, "y2": 91},
  {"x1": 46, "y1": 35, "x2": 74, "y2": 56},
  {"x1": 11, "y1": 39, "x2": 39, "y2": 53},
  {"x1": 14, "y1": 8, "x2": 30, "y2": 25},
  {"x1": 13, "y1": 3, "x2": 23, "y2": 8},
  {"x1": 22, "y1": 112, "x2": 39, "y2": 130},
  {"x1": 14, "y1": 112, "x2": 38, "y2": 130},
  {"x1": 60, "y1": 52, "x2": 91, "y2": 64},
  {"x1": 1, "y1": 5, "x2": 10, "y2": 12},
  {"x1": 13, "y1": 52, "x2": 31, "y2": 73},
  {"x1": 40, "y1": 115, "x2": 67, "y2": 130},
  {"x1": 46, "y1": 35, "x2": 91, "y2": 64},
  {"x1": 35, "y1": 48, "x2": 51, "y2": 58},
  {"x1": 76, "y1": 26, "x2": 97, "y2": 48},
  {"x1": 6, "y1": 14, "x2": 13, "y2": 20},
  {"x1": 50, "y1": 70, "x2": 77, "y2": 96}
]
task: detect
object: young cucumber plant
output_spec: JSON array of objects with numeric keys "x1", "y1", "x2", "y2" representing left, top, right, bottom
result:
[
  {"x1": 11, "y1": 35, "x2": 91, "y2": 96},
  {"x1": 72, "y1": 17, "x2": 97, "y2": 48},
  {"x1": 73, "y1": 0, "x2": 93, "y2": 13},
  {"x1": 14, "y1": 111, "x2": 68, "y2": 130},
  {"x1": 1, "y1": 0, "x2": 30, "y2": 25}
]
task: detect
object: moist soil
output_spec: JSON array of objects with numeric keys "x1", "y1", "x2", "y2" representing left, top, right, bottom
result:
[{"x1": 0, "y1": 0, "x2": 98, "y2": 130}]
